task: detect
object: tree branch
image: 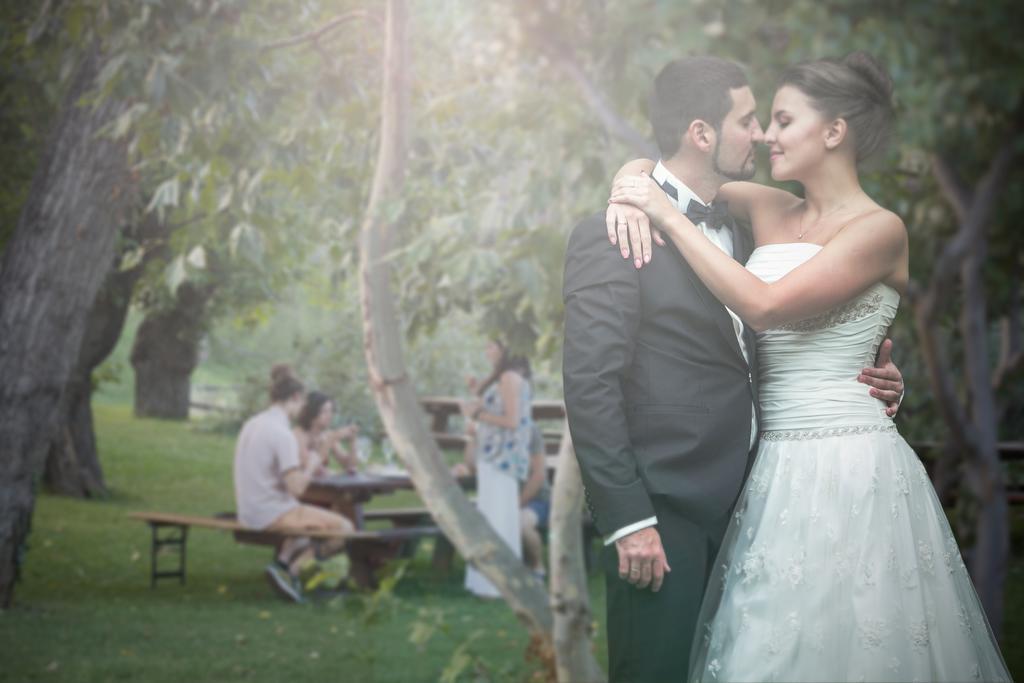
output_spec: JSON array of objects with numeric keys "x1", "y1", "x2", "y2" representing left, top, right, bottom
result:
[
  {"x1": 993, "y1": 276, "x2": 1022, "y2": 390},
  {"x1": 909, "y1": 285, "x2": 977, "y2": 453},
  {"x1": 920, "y1": 138, "x2": 1021, "y2": 329},
  {"x1": 929, "y1": 153, "x2": 970, "y2": 223},
  {"x1": 261, "y1": 11, "x2": 373, "y2": 52},
  {"x1": 555, "y1": 56, "x2": 657, "y2": 158},
  {"x1": 518, "y1": 2, "x2": 656, "y2": 158},
  {"x1": 963, "y1": 139, "x2": 1019, "y2": 236}
]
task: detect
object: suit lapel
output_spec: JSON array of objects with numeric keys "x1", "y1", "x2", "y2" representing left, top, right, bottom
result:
[
  {"x1": 660, "y1": 235, "x2": 749, "y2": 368},
  {"x1": 651, "y1": 178, "x2": 752, "y2": 369}
]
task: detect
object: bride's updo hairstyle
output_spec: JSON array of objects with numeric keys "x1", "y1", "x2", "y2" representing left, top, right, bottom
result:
[{"x1": 779, "y1": 51, "x2": 895, "y2": 165}]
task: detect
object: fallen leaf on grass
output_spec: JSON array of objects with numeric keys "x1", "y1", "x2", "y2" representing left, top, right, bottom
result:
[{"x1": 45, "y1": 661, "x2": 59, "y2": 672}]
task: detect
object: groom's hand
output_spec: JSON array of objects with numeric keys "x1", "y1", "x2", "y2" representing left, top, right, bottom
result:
[
  {"x1": 859, "y1": 337, "x2": 905, "y2": 417},
  {"x1": 616, "y1": 526, "x2": 671, "y2": 592}
]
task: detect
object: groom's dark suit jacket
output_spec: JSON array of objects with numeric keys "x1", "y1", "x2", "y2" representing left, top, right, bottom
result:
[{"x1": 563, "y1": 212, "x2": 760, "y2": 537}]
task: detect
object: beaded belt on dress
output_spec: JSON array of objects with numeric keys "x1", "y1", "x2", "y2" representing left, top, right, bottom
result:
[{"x1": 760, "y1": 423, "x2": 898, "y2": 441}]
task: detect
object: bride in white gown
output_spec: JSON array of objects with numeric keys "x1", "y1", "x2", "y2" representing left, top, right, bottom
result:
[{"x1": 608, "y1": 52, "x2": 1011, "y2": 682}]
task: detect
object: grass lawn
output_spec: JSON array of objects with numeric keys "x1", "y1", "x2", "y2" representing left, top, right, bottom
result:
[
  {"x1": 2, "y1": 403, "x2": 606, "y2": 683},
  {"x1": 1, "y1": 402, "x2": 1021, "y2": 682}
]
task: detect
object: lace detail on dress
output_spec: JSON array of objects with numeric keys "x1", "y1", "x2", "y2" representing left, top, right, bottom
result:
[
  {"x1": 776, "y1": 291, "x2": 884, "y2": 332},
  {"x1": 761, "y1": 423, "x2": 897, "y2": 441}
]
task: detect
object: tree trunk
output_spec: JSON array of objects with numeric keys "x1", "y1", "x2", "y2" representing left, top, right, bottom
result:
[
  {"x1": 910, "y1": 147, "x2": 1019, "y2": 638},
  {"x1": 357, "y1": 2, "x2": 594, "y2": 670},
  {"x1": 0, "y1": 43, "x2": 131, "y2": 606},
  {"x1": 130, "y1": 282, "x2": 209, "y2": 420},
  {"x1": 549, "y1": 423, "x2": 605, "y2": 683},
  {"x1": 43, "y1": 257, "x2": 148, "y2": 496},
  {"x1": 43, "y1": 376, "x2": 106, "y2": 497},
  {"x1": 960, "y1": 219, "x2": 1008, "y2": 634}
]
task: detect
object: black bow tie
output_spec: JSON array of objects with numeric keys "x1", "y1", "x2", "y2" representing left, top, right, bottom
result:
[
  {"x1": 656, "y1": 178, "x2": 730, "y2": 230},
  {"x1": 684, "y1": 198, "x2": 731, "y2": 230}
]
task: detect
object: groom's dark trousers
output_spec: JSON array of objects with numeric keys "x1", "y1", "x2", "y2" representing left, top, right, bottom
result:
[{"x1": 563, "y1": 211, "x2": 759, "y2": 683}]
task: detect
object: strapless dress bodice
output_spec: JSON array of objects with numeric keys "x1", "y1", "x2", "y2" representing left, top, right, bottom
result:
[{"x1": 744, "y1": 243, "x2": 901, "y2": 436}]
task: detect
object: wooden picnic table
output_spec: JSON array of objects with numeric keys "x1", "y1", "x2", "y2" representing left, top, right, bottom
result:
[
  {"x1": 302, "y1": 469, "x2": 476, "y2": 586},
  {"x1": 304, "y1": 469, "x2": 473, "y2": 524},
  {"x1": 420, "y1": 396, "x2": 565, "y2": 454},
  {"x1": 419, "y1": 395, "x2": 565, "y2": 433}
]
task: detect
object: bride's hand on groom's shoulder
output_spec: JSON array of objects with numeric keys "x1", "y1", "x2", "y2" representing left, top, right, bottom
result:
[
  {"x1": 615, "y1": 526, "x2": 671, "y2": 592},
  {"x1": 606, "y1": 175, "x2": 666, "y2": 270}
]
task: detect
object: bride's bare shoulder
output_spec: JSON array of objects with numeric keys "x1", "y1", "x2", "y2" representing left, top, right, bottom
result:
[
  {"x1": 720, "y1": 182, "x2": 799, "y2": 213},
  {"x1": 719, "y1": 182, "x2": 800, "y2": 232},
  {"x1": 839, "y1": 205, "x2": 908, "y2": 254}
]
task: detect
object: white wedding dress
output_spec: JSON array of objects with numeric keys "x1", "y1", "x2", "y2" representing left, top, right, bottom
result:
[{"x1": 689, "y1": 243, "x2": 1011, "y2": 682}]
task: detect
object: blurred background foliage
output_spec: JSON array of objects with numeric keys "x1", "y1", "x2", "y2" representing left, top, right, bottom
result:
[{"x1": 1, "y1": 0, "x2": 1020, "y2": 442}]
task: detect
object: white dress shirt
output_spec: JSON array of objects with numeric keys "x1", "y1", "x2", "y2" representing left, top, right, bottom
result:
[{"x1": 604, "y1": 161, "x2": 758, "y2": 546}]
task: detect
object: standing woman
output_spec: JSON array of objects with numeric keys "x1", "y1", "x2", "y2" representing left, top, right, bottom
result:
[{"x1": 459, "y1": 340, "x2": 533, "y2": 598}]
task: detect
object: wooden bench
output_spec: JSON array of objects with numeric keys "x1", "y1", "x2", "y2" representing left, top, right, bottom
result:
[
  {"x1": 363, "y1": 503, "x2": 603, "y2": 573},
  {"x1": 129, "y1": 511, "x2": 441, "y2": 589},
  {"x1": 363, "y1": 506, "x2": 459, "y2": 571}
]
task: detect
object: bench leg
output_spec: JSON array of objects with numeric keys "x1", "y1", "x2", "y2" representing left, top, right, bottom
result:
[
  {"x1": 431, "y1": 535, "x2": 455, "y2": 574},
  {"x1": 347, "y1": 539, "x2": 411, "y2": 590},
  {"x1": 149, "y1": 522, "x2": 189, "y2": 587}
]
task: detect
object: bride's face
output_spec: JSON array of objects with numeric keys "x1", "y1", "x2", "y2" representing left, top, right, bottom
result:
[{"x1": 764, "y1": 86, "x2": 831, "y2": 182}]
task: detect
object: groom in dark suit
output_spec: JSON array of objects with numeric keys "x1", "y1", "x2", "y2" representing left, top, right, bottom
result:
[{"x1": 562, "y1": 57, "x2": 902, "y2": 682}]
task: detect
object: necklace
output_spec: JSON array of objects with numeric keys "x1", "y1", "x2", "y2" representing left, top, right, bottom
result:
[{"x1": 796, "y1": 201, "x2": 849, "y2": 240}]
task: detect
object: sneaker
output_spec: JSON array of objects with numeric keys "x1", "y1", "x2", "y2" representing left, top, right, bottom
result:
[{"x1": 265, "y1": 563, "x2": 304, "y2": 603}]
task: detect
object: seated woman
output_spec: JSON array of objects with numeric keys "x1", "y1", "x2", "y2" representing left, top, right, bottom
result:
[
  {"x1": 233, "y1": 365, "x2": 354, "y2": 603},
  {"x1": 293, "y1": 391, "x2": 360, "y2": 476}
]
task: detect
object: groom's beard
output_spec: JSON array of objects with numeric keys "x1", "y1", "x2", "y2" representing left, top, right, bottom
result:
[{"x1": 712, "y1": 141, "x2": 756, "y2": 181}]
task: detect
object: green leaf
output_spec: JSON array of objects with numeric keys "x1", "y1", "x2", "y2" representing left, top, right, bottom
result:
[
  {"x1": 216, "y1": 185, "x2": 234, "y2": 213},
  {"x1": 165, "y1": 255, "x2": 188, "y2": 293},
  {"x1": 146, "y1": 177, "x2": 180, "y2": 213},
  {"x1": 229, "y1": 222, "x2": 264, "y2": 265},
  {"x1": 186, "y1": 246, "x2": 207, "y2": 269},
  {"x1": 111, "y1": 103, "x2": 148, "y2": 140},
  {"x1": 408, "y1": 621, "x2": 436, "y2": 649},
  {"x1": 119, "y1": 247, "x2": 146, "y2": 272}
]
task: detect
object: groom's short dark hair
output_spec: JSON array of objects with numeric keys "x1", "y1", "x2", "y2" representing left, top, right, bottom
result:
[{"x1": 649, "y1": 57, "x2": 748, "y2": 158}]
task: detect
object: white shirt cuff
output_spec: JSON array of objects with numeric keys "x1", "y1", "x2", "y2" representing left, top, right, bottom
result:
[{"x1": 604, "y1": 516, "x2": 658, "y2": 546}]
